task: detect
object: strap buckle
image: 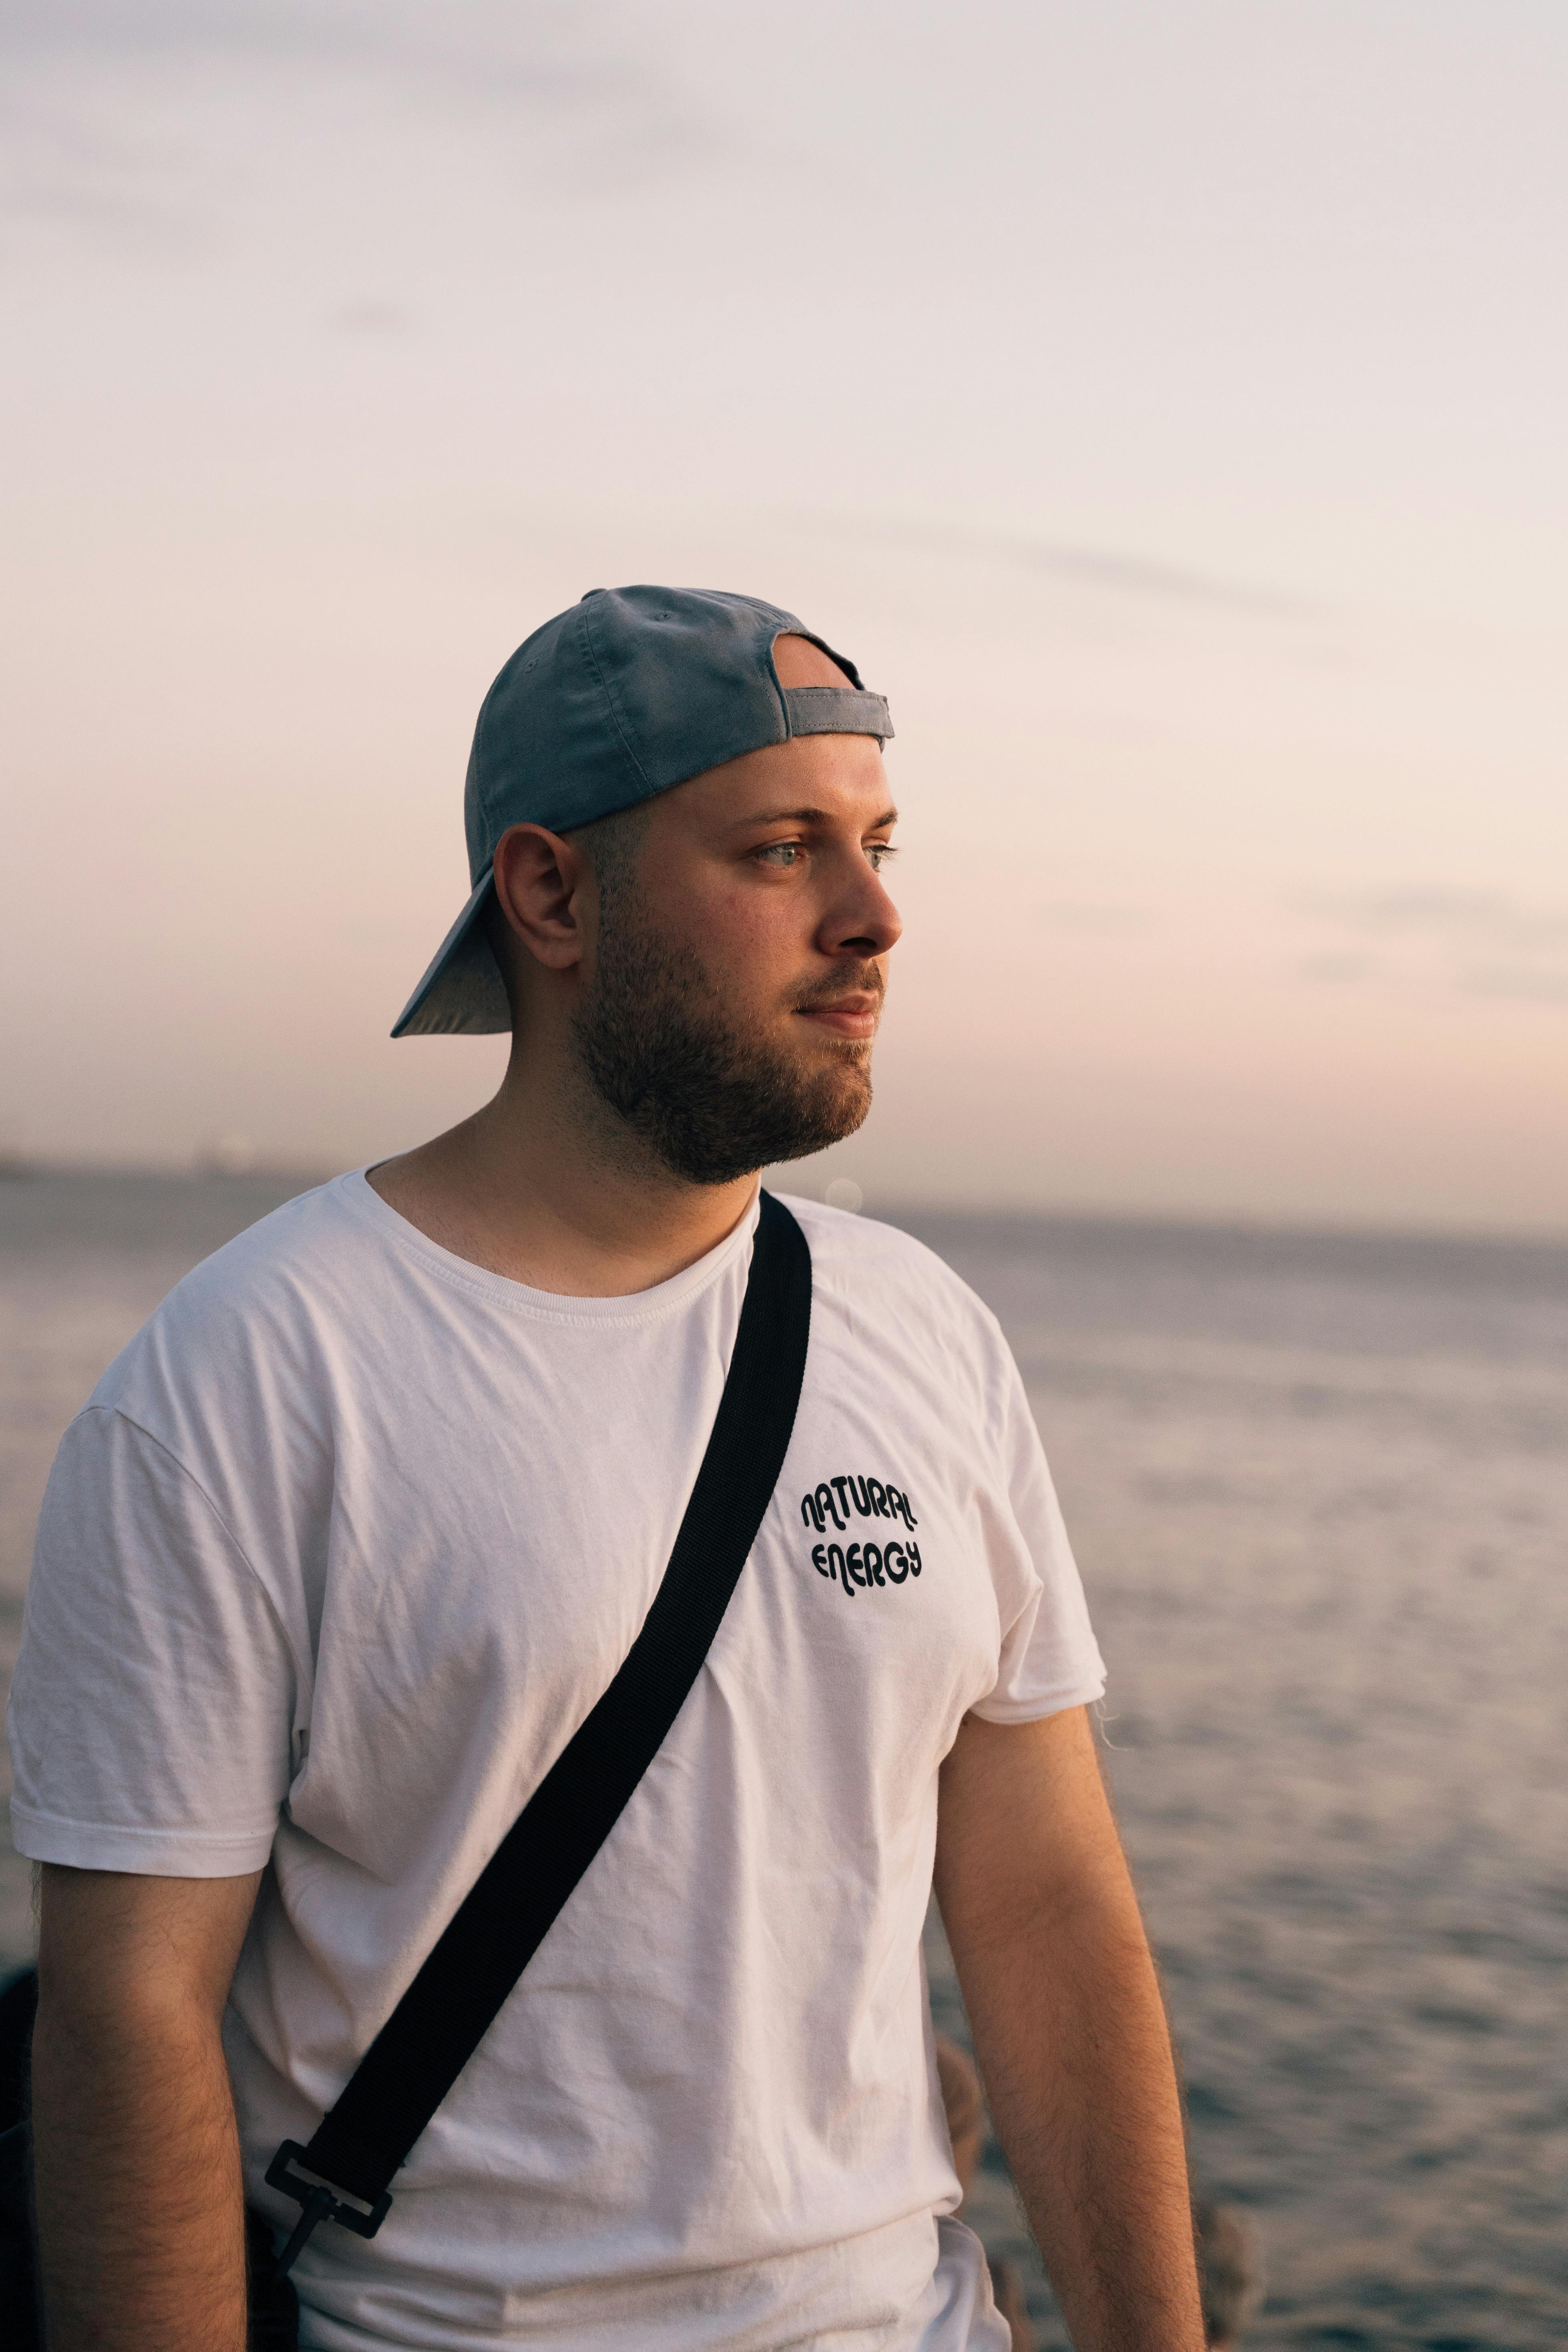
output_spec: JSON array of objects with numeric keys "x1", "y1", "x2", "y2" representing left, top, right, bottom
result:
[{"x1": 265, "y1": 2140, "x2": 393, "y2": 2272}]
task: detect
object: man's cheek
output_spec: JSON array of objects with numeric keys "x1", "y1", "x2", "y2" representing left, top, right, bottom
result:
[{"x1": 690, "y1": 886, "x2": 788, "y2": 972}]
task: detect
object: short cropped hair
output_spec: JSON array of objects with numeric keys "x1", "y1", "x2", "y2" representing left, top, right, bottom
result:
[{"x1": 570, "y1": 799, "x2": 650, "y2": 905}]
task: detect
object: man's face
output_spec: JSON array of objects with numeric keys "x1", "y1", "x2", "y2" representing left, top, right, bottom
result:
[{"x1": 572, "y1": 670, "x2": 901, "y2": 1186}]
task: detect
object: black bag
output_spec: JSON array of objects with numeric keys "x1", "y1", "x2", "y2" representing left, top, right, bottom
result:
[
  {"x1": 0, "y1": 1190, "x2": 812, "y2": 2350},
  {"x1": 0, "y1": 1971, "x2": 42, "y2": 2348}
]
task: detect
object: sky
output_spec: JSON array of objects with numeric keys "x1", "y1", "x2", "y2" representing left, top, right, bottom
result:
[{"x1": 2, "y1": 0, "x2": 1564, "y2": 1230}]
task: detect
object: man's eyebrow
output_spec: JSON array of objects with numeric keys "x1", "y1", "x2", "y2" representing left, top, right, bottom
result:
[{"x1": 730, "y1": 806, "x2": 900, "y2": 831}]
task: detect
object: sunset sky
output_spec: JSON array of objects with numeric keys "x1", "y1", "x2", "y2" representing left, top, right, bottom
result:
[{"x1": 4, "y1": 2, "x2": 1564, "y2": 1229}]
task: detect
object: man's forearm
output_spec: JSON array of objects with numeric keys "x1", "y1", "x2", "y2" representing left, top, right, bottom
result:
[
  {"x1": 951, "y1": 1879, "x2": 1201, "y2": 2352},
  {"x1": 934, "y1": 1709, "x2": 1203, "y2": 2352},
  {"x1": 32, "y1": 1984, "x2": 249, "y2": 2351}
]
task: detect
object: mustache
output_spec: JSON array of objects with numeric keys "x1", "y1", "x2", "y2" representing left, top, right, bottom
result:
[{"x1": 791, "y1": 963, "x2": 886, "y2": 1011}]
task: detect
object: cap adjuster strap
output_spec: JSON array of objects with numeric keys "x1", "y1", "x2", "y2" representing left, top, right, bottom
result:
[{"x1": 780, "y1": 685, "x2": 894, "y2": 742}]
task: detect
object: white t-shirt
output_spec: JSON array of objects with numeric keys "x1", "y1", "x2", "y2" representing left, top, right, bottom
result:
[{"x1": 9, "y1": 1176, "x2": 1105, "y2": 2352}]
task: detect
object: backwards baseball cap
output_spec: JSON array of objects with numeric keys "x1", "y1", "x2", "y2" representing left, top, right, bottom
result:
[{"x1": 391, "y1": 584, "x2": 894, "y2": 1038}]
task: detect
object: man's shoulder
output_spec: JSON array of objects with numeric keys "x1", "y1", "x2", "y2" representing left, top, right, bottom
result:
[
  {"x1": 774, "y1": 1194, "x2": 1005, "y2": 1350},
  {"x1": 157, "y1": 1169, "x2": 373, "y2": 1310},
  {"x1": 89, "y1": 1174, "x2": 381, "y2": 1414}
]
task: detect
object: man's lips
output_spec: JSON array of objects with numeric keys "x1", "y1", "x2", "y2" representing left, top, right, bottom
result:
[{"x1": 795, "y1": 993, "x2": 882, "y2": 1040}]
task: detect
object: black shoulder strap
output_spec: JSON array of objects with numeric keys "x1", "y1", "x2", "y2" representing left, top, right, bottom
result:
[{"x1": 266, "y1": 1190, "x2": 812, "y2": 2268}]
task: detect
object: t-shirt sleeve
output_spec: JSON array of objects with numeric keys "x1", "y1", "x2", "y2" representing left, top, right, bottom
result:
[
  {"x1": 970, "y1": 1352, "x2": 1106, "y2": 1724},
  {"x1": 7, "y1": 1405, "x2": 298, "y2": 1875}
]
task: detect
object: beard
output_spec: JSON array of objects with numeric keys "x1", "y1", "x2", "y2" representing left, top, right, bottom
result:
[{"x1": 572, "y1": 913, "x2": 877, "y2": 1187}]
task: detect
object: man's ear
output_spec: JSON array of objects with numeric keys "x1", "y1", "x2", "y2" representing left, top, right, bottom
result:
[{"x1": 491, "y1": 824, "x2": 595, "y2": 974}]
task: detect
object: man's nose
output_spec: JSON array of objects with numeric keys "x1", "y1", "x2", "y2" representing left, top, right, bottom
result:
[{"x1": 826, "y1": 857, "x2": 902, "y2": 961}]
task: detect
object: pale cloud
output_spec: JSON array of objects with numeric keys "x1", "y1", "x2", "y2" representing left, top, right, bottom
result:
[
  {"x1": 0, "y1": 0, "x2": 710, "y2": 250},
  {"x1": 1034, "y1": 902, "x2": 1157, "y2": 936},
  {"x1": 1296, "y1": 952, "x2": 1380, "y2": 987},
  {"x1": 4, "y1": 0, "x2": 612, "y2": 84},
  {"x1": 0, "y1": 89, "x2": 211, "y2": 247},
  {"x1": 1459, "y1": 965, "x2": 1568, "y2": 1006},
  {"x1": 817, "y1": 511, "x2": 1317, "y2": 621},
  {"x1": 1318, "y1": 889, "x2": 1568, "y2": 950},
  {"x1": 1291, "y1": 889, "x2": 1568, "y2": 1008},
  {"x1": 330, "y1": 299, "x2": 416, "y2": 338}
]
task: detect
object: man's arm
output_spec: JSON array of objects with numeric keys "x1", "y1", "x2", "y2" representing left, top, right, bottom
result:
[
  {"x1": 933, "y1": 1705, "x2": 1203, "y2": 2352},
  {"x1": 32, "y1": 1863, "x2": 263, "y2": 2352}
]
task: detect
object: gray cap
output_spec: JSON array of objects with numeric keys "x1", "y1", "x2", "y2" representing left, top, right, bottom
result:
[{"x1": 392, "y1": 584, "x2": 894, "y2": 1038}]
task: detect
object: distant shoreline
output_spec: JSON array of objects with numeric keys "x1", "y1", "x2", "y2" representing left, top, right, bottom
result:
[{"x1": 2, "y1": 1162, "x2": 1564, "y2": 1277}]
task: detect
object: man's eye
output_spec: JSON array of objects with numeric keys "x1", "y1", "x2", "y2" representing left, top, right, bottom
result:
[
  {"x1": 755, "y1": 842, "x2": 802, "y2": 866},
  {"x1": 866, "y1": 842, "x2": 897, "y2": 871}
]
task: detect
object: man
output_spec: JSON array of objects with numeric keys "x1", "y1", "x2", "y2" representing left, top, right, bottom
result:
[{"x1": 11, "y1": 586, "x2": 1204, "y2": 2351}]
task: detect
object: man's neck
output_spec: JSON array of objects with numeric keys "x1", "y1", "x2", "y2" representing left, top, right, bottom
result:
[{"x1": 366, "y1": 1054, "x2": 759, "y2": 1298}]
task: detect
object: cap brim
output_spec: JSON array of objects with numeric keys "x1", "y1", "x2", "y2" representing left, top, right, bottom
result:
[{"x1": 390, "y1": 871, "x2": 511, "y2": 1038}]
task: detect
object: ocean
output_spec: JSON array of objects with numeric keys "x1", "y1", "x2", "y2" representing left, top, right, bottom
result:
[{"x1": 3, "y1": 1170, "x2": 1565, "y2": 2348}]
